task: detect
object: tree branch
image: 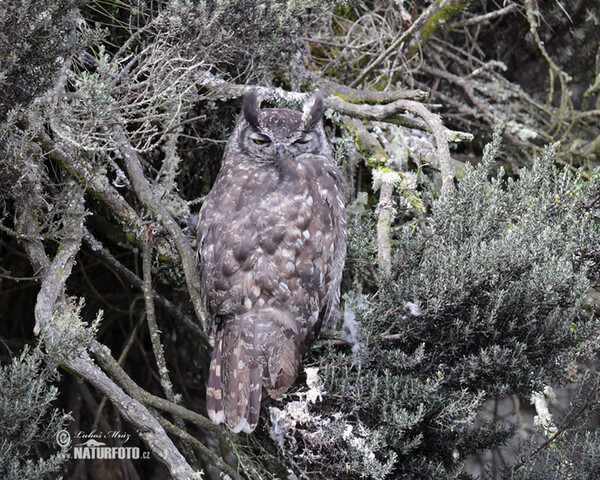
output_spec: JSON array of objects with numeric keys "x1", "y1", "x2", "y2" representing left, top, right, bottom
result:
[
  {"x1": 112, "y1": 125, "x2": 207, "y2": 335},
  {"x1": 14, "y1": 160, "x2": 199, "y2": 479},
  {"x1": 451, "y1": 3, "x2": 519, "y2": 28},
  {"x1": 157, "y1": 414, "x2": 242, "y2": 480},
  {"x1": 65, "y1": 350, "x2": 198, "y2": 479},
  {"x1": 142, "y1": 226, "x2": 198, "y2": 464},
  {"x1": 82, "y1": 227, "x2": 206, "y2": 343},
  {"x1": 325, "y1": 95, "x2": 473, "y2": 145},
  {"x1": 319, "y1": 79, "x2": 428, "y2": 102},
  {"x1": 90, "y1": 340, "x2": 222, "y2": 435},
  {"x1": 33, "y1": 129, "x2": 179, "y2": 262},
  {"x1": 376, "y1": 182, "x2": 395, "y2": 276}
]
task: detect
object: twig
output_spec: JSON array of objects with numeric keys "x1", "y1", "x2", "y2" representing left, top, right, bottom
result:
[
  {"x1": 143, "y1": 226, "x2": 175, "y2": 399},
  {"x1": 112, "y1": 124, "x2": 208, "y2": 334},
  {"x1": 32, "y1": 129, "x2": 180, "y2": 262},
  {"x1": 524, "y1": 0, "x2": 571, "y2": 134},
  {"x1": 512, "y1": 375, "x2": 600, "y2": 472},
  {"x1": 142, "y1": 226, "x2": 197, "y2": 464},
  {"x1": 82, "y1": 227, "x2": 206, "y2": 342},
  {"x1": 379, "y1": 332, "x2": 405, "y2": 341},
  {"x1": 451, "y1": 3, "x2": 520, "y2": 28},
  {"x1": 349, "y1": 0, "x2": 442, "y2": 87}
]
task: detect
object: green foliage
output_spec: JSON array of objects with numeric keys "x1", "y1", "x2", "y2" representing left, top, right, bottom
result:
[
  {"x1": 89, "y1": 0, "x2": 340, "y2": 80},
  {"x1": 297, "y1": 131, "x2": 600, "y2": 478},
  {"x1": 500, "y1": 371, "x2": 600, "y2": 480},
  {"x1": 0, "y1": 345, "x2": 70, "y2": 480},
  {"x1": 345, "y1": 205, "x2": 378, "y2": 285},
  {"x1": 42, "y1": 297, "x2": 103, "y2": 361},
  {"x1": 0, "y1": 299, "x2": 99, "y2": 479},
  {"x1": 0, "y1": 0, "x2": 100, "y2": 117}
]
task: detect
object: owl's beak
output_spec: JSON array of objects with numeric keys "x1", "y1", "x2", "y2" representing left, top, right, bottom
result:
[{"x1": 275, "y1": 144, "x2": 286, "y2": 158}]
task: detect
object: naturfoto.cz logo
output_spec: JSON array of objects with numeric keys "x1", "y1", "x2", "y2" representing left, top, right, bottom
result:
[{"x1": 56, "y1": 429, "x2": 150, "y2": 460}]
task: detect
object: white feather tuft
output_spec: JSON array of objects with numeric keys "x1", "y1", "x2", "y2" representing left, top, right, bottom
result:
[
  {"x1": 207, "y1": 408, "x2": 225, "y2": 424},
  {"x1": 343, "y1": 301, "x2": 362, "y2": 354},
  {"x1": 404, "y1": 301, "x2": 422, "y2": 317},
  {"x1": 230, "y1": 417, "x2": 249, "y2": 434}
]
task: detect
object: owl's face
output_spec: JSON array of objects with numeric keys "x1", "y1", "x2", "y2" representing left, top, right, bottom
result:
[{"x1": 236, "y1": 92, "x2": 328, "y2": 162}]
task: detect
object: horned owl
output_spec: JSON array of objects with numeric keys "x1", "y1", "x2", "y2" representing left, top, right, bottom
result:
[{"x1": 196, "y1": 92, "x2": 346, "y2": 433}]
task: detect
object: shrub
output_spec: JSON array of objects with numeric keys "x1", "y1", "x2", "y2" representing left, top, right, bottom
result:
[{"x1": 281, "y1": 130, "x2": 600, "y2": 479}]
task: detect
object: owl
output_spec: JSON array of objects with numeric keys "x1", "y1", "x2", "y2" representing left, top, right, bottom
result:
[{"x1": 196, "y1": 91, "x2": 346, "y2": 434}]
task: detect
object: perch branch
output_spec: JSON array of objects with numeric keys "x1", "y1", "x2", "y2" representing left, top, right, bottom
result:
[
  {"x1": 157, "y1": 414, "x2": 242, "y2": 480},
  {"x1": 91, "y1": 338, "x2": 254, "y2": 476}
]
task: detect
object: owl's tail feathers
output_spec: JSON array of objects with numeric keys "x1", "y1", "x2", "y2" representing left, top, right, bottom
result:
[
  {"x1": 206, "y1": 329, "x2": 225, "y2": 425},
  {"x1": 207, "y1": 327, "x2": 262, "y2": 434}
]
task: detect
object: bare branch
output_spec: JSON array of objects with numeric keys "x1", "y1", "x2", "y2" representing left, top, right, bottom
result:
[
  {"x1": 65, "y1": 350, "x2": 198, "y2": 480},
  {"x1": 319, "y1": 79, "x2": 428, "y2": 102},
  {"x1": 157, "y1": 415, "x2": 242, "y2": 480},
  {"x1": 89, "y1": 340, "x2": 222, "y2": 435},
  {"x1": 376, "y1": 182, "x2": 395, "y2": 276},
  {"x1": 141, "y1": 226, "x2": 197, "y2": 463},
  {"x1": 349, "y1": 0, "x2": 442, "y2": 87},
  {"x1": 82, "y1": 227, "x2": 205, "y2": 342},
  {"x1": 112, "y1": 124, "x2": 207, "y2": 334},
  {"x1": 33, "y1": 129, "x2": 180, "y2": 262},
  {"x1": 142, "y1": 226, "x2": 175, "y2": 399},
  {"x1": 325, "y1": 95, "x2": 473, "y2": 146},
  {"x1": 15, "y1": 175, "x2": 85, "y2": 333},
  {"x1": 451, "y1": 3, "x2": 520, "y2": 28}
]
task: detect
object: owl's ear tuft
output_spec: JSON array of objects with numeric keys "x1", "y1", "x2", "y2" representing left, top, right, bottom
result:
[
  {"x1": 302, "y1": 91, "x2": 324, "y2": 131},
  {"x1": 242, "y1": 91, "x2": 261, "y2": 128}
]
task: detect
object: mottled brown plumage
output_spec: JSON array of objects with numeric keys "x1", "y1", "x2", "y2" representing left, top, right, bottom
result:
[{"x1": 197, "y1": 92, "x2": 346, "y2": 433}]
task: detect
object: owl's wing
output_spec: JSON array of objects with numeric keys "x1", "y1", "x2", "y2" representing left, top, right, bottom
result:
[{"x1": 315, "y1": 160, "x2": 347, "y2": 334}]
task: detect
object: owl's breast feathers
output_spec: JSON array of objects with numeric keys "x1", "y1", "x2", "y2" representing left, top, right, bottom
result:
[{"x1": 198, "y1": 152, "x2": 346, "y2": 433}]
